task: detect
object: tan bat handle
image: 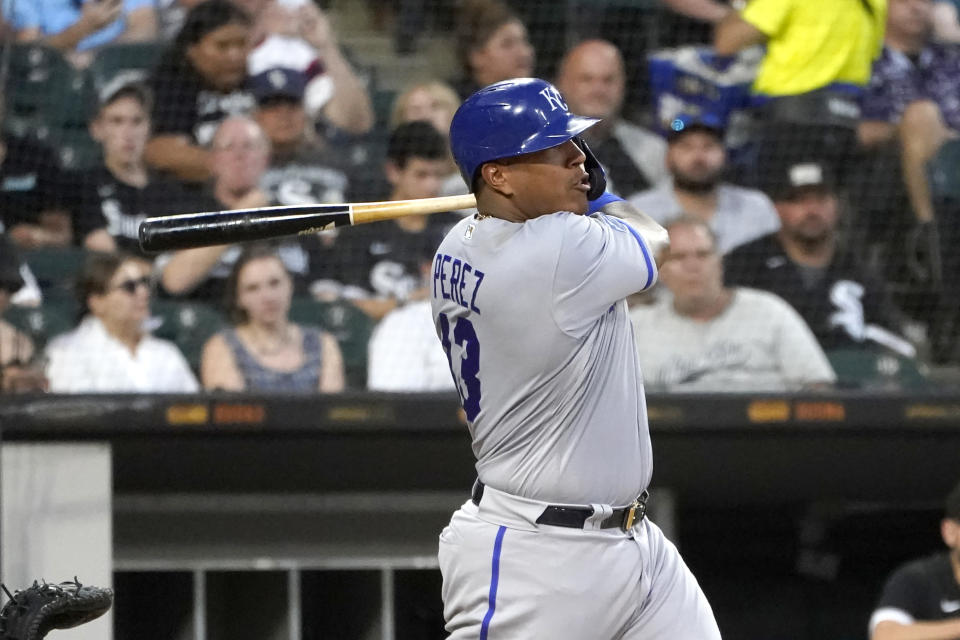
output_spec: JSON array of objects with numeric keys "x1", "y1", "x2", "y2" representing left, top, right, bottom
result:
[{"x1": 352, "y1": 194, "x2": 477, "y2": 224}]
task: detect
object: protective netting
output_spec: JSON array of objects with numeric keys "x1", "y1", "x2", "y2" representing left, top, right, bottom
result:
[{"x1": 1, "y1": 0, "x2": 958, "y2": 394}]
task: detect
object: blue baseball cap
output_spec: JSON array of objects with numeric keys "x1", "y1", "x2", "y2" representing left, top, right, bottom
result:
[
  {"x1": 665, "y1": 113, "x2": 725, "y2": 142},
  {"x1": 249, "y1": 67, "x2": 307, "y2": 103}
]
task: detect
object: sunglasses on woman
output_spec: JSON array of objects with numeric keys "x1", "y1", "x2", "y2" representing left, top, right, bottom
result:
[{"x1": 111, "y1": 276, "x2": 152, "y2": 295}]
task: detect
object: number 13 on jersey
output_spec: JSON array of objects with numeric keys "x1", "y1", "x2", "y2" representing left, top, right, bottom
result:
[{"x1": 437, "y1": 313, "x2": 482, "y2": 421}]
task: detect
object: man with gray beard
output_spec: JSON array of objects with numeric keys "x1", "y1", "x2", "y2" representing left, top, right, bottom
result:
[{"x1": 628, "y1": 114, "x2": 780, "y2": 254}]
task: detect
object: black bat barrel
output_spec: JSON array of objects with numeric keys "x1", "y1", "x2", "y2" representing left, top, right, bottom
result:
[{"x1": 138, "y1": 205, "x2": 352, "y2": 252}]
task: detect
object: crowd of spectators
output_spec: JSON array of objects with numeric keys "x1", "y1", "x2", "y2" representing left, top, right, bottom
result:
[{"x1": 2, "y1": 0, "x2": 960, "y2": 395}]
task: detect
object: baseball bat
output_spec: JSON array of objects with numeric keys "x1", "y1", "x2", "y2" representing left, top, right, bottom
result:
[{"x1": 138, "y1": 193, "x2": 478, "y2": 252}]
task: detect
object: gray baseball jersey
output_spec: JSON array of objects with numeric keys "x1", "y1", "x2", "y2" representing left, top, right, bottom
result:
[{"x1": 430, "y1": 210, "x2": 658, "y2": 507}]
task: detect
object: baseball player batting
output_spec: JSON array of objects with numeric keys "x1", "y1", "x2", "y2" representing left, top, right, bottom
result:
[{"x1": 431, "y1": 78, "x2": 721, "y2": 639}]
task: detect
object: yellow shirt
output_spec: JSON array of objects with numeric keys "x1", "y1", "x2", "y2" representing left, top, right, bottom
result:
[{"x1": 742, "y1": 0, "x2": 887, "y2": 96}]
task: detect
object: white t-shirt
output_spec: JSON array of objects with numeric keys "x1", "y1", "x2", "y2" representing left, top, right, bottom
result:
[
  {"x1": 367, "y1": 300, "x2": 456, "y2": 392},
  {"x1": 628, "y1": 180, "x2": 780, "y2": 254},
  {"x1": 630, "y1": 287, "x2": 836, "y2": 392},
  {"x1": 45, "y1": 316, "x2": 199, "y2": 393}
]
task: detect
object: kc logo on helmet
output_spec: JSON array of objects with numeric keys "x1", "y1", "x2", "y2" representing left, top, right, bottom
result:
[{"x1": 539, "y1": 86, "x2": 568, "y2": 112}]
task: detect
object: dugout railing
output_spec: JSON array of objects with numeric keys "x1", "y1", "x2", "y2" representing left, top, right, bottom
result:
[{"x1": 1, "y1": 391, "x2": 959, "y2": 639}]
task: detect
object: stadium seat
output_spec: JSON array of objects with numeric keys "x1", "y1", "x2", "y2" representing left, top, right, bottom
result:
[
  {"x1": 3, "y1": 44, "x2": 100, "y2": 174},
  {"x1": 827, "y1": 348, "x2": 931, "y2": 391},
  {"x1": 4, "y1": 44, "x2": 93, "y2": 131},
  {"x1": 929, "y1": 139, "x2": 960, "y2": 201},
  {"x1": 288, "y1": 298, "x2": 374, "y2": 389},
  {"x1": 4, "y1": 45, "x2": 76, "y2": 127},
  {"x1": 150, "y1": 299, "x2": 226, "y2": 374},
  {"x1": 56, "y1": 127, "x2": 102, "y2": 171},
  {"x1": 2, "y1": 298, "x2": 79, "y2": 350},
  {"x1": 21, "y1": 247, "x2": 87, "y2": 304},
  {"x1": 372, "y1": 89, "x2": 397, "y2": 128},
  {"x1": 88, "y1": 42, "x2": 164, "y2": 93}
]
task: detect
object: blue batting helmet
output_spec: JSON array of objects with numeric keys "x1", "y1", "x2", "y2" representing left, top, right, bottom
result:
[{"x1": 449, "y1": 78, "x2": 600, "y2": 190}]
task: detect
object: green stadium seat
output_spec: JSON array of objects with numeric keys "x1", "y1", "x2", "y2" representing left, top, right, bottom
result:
[
  {"x1": 288, "y1": 298, "x2": 374, "y2": 389},
  {"x1": 827, "y1": 348, "x2": 931, "y2": 391},
  {"x1": 372, "y1": 89, "x2": 397, "y2": 128},
  {"x1": 5, "y1": 45, "x2": 73, "y2": 123},
  {"x1": 2, "y1": 298, "x2": 79, "y2": 350},
  {"x1": 4, "y1": 44, "x2": 92, "y2": 131},
  {"x1": 88, "y1": 42, "x2": 164, "y2": 93},
  {"x1": 21, "y1": 247, "x2": 87, "y2": 303},
  {"x1": 3, "y1": 43, "x2": 100, "y2": 175},
  {"x1": 55, "y1": 127, "x2": 102, "y2": 171},
  {"x1": 150, "y1": 299, "x2": 226, "y2": 374},
  {"x1": 929, "y1": 139, "x2": 960, "y2": 201}
]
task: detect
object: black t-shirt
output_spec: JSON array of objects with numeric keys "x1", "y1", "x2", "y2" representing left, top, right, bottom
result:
[
  {"x1": 724, "y1": 234, "x2": 909, "y2": 354},
  {"x1": 874, "y1": 553, "x2": 960, "y2": 622},
  {"x1": 149, "y1": 64, "x2": 256, "y2": 146},
  {"x1": 0, "y1": 134, "x2": 66, "y2": 231},
  {"x1": 330, "y1": 213, "x2": 459, "y2": 301},
  {"x1": 71, "y1": 166, "x2": 206, "y2": 255},
  {"x1": 262, "y1": 146, "x2": 353, "y2": 207}
]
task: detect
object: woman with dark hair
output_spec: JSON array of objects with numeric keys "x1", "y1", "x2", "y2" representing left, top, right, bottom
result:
[
  {"x1": 145, "y1": 0, "x2": 255, "y2": 183},
  {"x1": 200, "y1": 244, "x2": 344, "y2": 393},
  {"x1": 44, "y1": 252, "x2": 199, "y2": 392},
  {"x1": 452, "y1": 0, "x2": 534, "y2": 99}
]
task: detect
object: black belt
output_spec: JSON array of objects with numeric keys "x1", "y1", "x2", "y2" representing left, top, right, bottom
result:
[{"x1": 470, "y1": 480, "x2": 648, "y2": 532}]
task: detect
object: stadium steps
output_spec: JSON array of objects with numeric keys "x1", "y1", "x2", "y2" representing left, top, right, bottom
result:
[{"x1": 328, "y1": 0, "x2": 457, "y2": 92}]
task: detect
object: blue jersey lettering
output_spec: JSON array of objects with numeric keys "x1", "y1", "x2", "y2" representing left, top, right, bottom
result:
[
  {"x1": 440, "y1": 254, "x2": 452, "y2": 300},
  {"x1": 450, "y1": 259, "x2": 463, "y2": 305},
  {"x1": 470, "y1": 269, "x2": 484, "y2": 314},
  {"x1": 433, "y1": 254, "x2": 484, "y2": 313},
  {"x1": 460, "y1": 263, "x2": 472, "y2": 309},
  {"x1": 432, "y1": 253, "x2": 444, "y2": 298}
]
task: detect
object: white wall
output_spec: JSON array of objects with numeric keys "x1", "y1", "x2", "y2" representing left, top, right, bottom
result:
[{"x1": 2, "y1": 442, "x2": 113, "y2": 640}]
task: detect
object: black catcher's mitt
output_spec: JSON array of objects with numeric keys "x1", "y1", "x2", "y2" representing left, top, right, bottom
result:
[{"x1": 0, "y1": 578, "x2": 113, "y2": 640}]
